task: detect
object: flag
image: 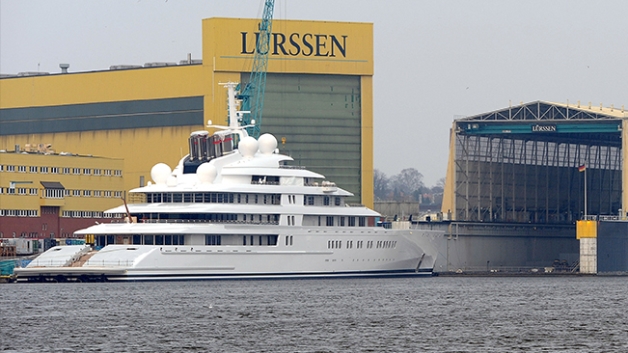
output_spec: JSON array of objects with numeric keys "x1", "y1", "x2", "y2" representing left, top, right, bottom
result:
[{"x1": 578, "y1": 164, "x2": 586, "y2": 172}]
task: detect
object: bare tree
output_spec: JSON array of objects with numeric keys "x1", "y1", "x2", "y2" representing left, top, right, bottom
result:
[
  {"x1": 373, "y1": 169, "x2": 390, "y2": 201},
  {"x1": 391, "y1": 168, "x2": 424, "y2": 201}
]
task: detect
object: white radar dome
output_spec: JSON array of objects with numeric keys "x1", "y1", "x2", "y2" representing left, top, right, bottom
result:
[
  {"x1": 196, "y1": 163, "x2": 217, "y2": 184},
  {"x1": 151, "y1": 163, "x2": 171, "y2": 185},
  {"x1": 258, "y1": 134, "x2": 277, "y2": 155},
  {"x1": 238, "y1": 136, "x2": 259, "y2": 158}
]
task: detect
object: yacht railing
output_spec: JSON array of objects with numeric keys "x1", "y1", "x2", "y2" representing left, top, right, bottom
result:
[
  {"x1": 84, "y1": 259, "x2": 135, "y2": 267},
  {"x1": 250, "y1": 180, "x2": 280, "y2": 185},
  {"x1": 111, "y1": 219, "x2": 280, "y2": 225}
]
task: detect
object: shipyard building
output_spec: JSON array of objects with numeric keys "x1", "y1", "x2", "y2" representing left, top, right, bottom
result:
[
  {"x1": 0, "y1": 18, "x2": 374, "y2": 238},
  {"x1": 438, "y1": 101, "x2": 628, "y2": 273}
]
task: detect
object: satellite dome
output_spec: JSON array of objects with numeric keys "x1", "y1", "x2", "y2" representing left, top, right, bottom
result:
[
  {"x1": 197, "y1": 163, "x2": 217, "y2": 184},
  {"x1": 258, "y1": 134, "x2": 277, "y2": 155},
  {"x1": 238, "y1": 136, "x2": 259, "y2": 158},
  {"x1": 151, "y1": 163, "x2": 171, "y2": 185}
]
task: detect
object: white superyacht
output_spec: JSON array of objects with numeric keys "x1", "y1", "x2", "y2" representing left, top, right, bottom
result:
[{"x1": 15, "y1": 84, "x2": 441, "y2": 282}]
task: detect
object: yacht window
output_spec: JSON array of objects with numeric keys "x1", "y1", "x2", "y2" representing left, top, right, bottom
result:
[
  {"x1": 155, "y1": 235, "x2": 164, "y2": 245},
  {"x1": 194, "y1": 193, "x2": 203, "y2": 203},
  {"x1": 237, "y1": 194, "x2": 242, "y2": 203},
  {"x1": 144, "y1": 235, "x2": 154, "y2": 245},
  {"x1": 184, "y1": 193, "x2": 192, "y2": 203},
  {"x1": 133, "y1": 235, "x2": 141, "y2": 245},
  {"x1": 243, "y1": 236, "x2": 247, "y2": 245},
  {"x1": 206, "y1": 235, "x2": 220, "y2": 245},
  {"x1": 359, "y1": 217, "x2": 366, "y2": 227},
  {"x1": 289, "y1": 236, "x2": 293, "y2": 246},
  {"x1": 335, "y1": 197, "x2": 341, "y2": 206},
  {"x1": 340, "y1": 217, "x2": 345, "y2": 226},
  {"x1": 254, "y1": 195, "x2": 259, "y2": 204},
  {"x1": 326, "y1": 216, "x2": 334, "y2": 226},
  {"x1": 324, "y1": 196, "x2": 330, "y2": 206},
  {"x1": 173, "y1": 193, "x2": 183, "y2": 203},
  {"x1": 349, "y1": 217, "x2": 356, "y2": 227},
  {"x1": 165, "y1": 235, "x2": 172, "y2": 245},
  {"x1": 306, "y1": 196, "x2": 314, "y2": 205},
  {"x1": 250, "y1": 235, "x2": 254, "y2": 245},
  {"x1": 163, "y1": 193, "x2": 172, "y2": 203}
]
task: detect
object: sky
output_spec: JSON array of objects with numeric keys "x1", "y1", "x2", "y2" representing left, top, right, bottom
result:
[{"x1": 1, "y1": 0, "x2": 627, "y2": 187}]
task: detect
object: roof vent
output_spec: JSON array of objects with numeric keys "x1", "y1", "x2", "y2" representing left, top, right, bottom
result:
[
  {"x1": 109, "y1": 65, "x2": 142, "y2": 70},
  {"x1": 17, "y1": 72, "x2": 50, "y2": 77},
  {"x1": 59, "y1": 63, "x2": 69, "y2": 73},
  {"x1": 144, "y1": 62, "x2": 177, "y2": 67}
]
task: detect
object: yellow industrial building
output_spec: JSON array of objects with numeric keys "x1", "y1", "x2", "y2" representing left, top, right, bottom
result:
[
  {"x1": 0, "y1": 147, "x2": 125, "y2": 238},
  {"x1": 0, "y1": 18, "x2": 375, "y2": 212}
]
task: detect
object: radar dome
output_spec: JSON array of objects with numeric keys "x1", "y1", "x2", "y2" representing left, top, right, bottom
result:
[
  {"x1": 151, "y1": 163, "x2": 171, "y2": 184},
  {"x1": 258, "y1": 134, "x2": 277, "y2": 155},
  {"x1": 238, "y1": 136, "x2": 259, "y2": 158},
  {"x1": 197, "y1": 163, "x2": 217, "y2": 184}
]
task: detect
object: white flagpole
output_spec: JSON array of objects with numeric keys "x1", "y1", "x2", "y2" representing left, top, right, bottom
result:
[{"x1": 584, "y1": 166, "x2": 587, "y2": 218}]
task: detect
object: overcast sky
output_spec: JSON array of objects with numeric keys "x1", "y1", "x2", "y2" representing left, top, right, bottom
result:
[{"x1": 2, "y1": 0, "x2": 627, "y2": 186}]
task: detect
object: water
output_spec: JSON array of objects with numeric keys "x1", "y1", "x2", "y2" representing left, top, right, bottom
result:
[{"x1": 1, "y1": 276, "x2": 627, "y2": 352}]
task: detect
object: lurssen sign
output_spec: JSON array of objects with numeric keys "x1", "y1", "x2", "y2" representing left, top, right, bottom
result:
[
  {"x1": 241, "y1": 32, "x2": 347, "y2": 57},
  {"x1": 531, "y1": 124, "x2": 557, "y2": 132}
]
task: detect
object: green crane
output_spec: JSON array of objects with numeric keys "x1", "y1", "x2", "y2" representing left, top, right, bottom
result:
[{"x1": 237, "y1": 0, "x2": 275, "y2": 138}]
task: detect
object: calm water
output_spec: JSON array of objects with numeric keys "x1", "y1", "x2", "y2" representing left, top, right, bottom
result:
[{"x1": 1, "y1": 276, "x2": 627, "y2": 352}]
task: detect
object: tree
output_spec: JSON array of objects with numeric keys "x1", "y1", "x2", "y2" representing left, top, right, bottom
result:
[
  {"x1": 373, "y1": 169, "x2": 390, "y2": 201},
  {"x1": 391, "y1": 168, "x2": 424, "y2": 201}
]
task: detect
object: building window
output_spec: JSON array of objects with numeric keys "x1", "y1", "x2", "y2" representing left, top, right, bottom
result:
[
  {"x1": 83, "y1": 190, "x2": 91, "y2": 197},
  {"x1": 18, "y1": 166, "x2": 26, "y2": 173},
  {"x1": 62, "y1": 167, "x2": 70, "y2": 174},
  {"x1": 73, "y1": 168, "x2": 80, "y2": 175},
  {"x1": 83, "y1": 168, "x2": 91, "y2": 175},
  {"x1": 72, "y1": 190, "x2": 81, "y2": 197},
  {"x1": 51, "y1": 167, "x2": 59, "y2": 174},
  {"x1": 29, "y1": 188, "x2": 38, "y2": 195},
  {"x1": 94, "y1": 169, "x2": 102, "y2": 176},
  {"x1": 104, "y1": 191, "x2": 112, "y2": 198},
  {"x1": 45, "y1": 189, "x2": 64, "y2": 199},
  {"x1": 29, "y1": 166, "x2": 38, "y2": 173},
  {"x1": 40, "y1": 166, "x2": 48, "y2": 173},
  {"x1": 104, "y1": 169, "x2": 112, "y2": 176},
  {"x1": 7, "y1": 165, "x2": 15, "y2": 172},
  {"x1": 114, "y1": 170, "x2": 122, "y2": 177},
  {"x1": 94, "y1": 190, "x2": 102, "y2": 197}
]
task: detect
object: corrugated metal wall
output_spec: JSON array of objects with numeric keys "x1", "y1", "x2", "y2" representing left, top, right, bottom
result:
[{"x1": 254, "y1": 73, "x2": 362, "y2": 202}]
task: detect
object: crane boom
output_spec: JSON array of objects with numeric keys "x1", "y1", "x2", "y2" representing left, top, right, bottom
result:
[{"x1": 237, "y1": 0, "x2": 275, "y2": 138}]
